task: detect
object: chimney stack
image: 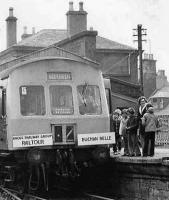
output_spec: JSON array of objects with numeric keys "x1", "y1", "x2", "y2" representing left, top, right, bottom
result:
[
  {"x1": 6, "y1": 7, "x2": 17, "y2": 48},
  {"x1": 66, "y1": 1, "x2": 87, "y2": 37}
]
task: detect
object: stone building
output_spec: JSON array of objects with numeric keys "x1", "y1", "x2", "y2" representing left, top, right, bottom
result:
[
  {"x1": 148, "y1": 69, "x2": 169, "y2": 145},
  {"x1": 0, "y1": 2, "x2": 141, "y2": 111},
  {"x1": 156, "y1": 69, "x2": 169, "y2": 90},
  {"x1": 142, "y1": 53, "x2": 156, "y2": 98}
]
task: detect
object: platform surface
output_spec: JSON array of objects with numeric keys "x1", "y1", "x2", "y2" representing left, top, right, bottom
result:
[{"x1": 110, "y1": 147, "x2": 169, "y2": 164}]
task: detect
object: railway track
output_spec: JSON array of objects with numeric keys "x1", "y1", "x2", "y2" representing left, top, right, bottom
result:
[
  {"x1": 0, "y1": 186, "x2": 47, "y2": 200},
  {"x1": 0, "y1": 186, "x2": 115, "y2": 200}
]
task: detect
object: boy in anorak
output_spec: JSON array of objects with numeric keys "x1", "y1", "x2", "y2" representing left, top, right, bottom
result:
[{"x1": 142, "y1": 106, "x2": 159, "y2": 157}]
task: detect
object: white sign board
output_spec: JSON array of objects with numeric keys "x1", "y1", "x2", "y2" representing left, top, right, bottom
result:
[
  {"x1": 13, "y1": 133, "x2": 53, "y2": 148},
  {"x1": 78, "y1": 132, "x2": 115, "y2": 146}
]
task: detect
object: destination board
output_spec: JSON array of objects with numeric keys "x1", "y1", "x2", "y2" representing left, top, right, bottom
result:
[
  {"x1": 13, "y1": 133, "x2": 53, "y2": 148},
  {"x1": 78, "y1": 132, "x2": 115, "y2": 146},
  {"x1": 47, "y1": 72, "x2": 72, "y2": 80}
]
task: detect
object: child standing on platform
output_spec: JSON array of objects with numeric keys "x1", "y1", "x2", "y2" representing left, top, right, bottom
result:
[
  {"x1": 111, "y1": 109, "x2": 122, "y2": 154},
  {"x1": 126, "y1": 107, "x2": 141, "y2": 157},
  {"x1": 119, "y1": 109, "x2": 129, "y2": 156},
  {"x1": 141, "y1": 106, "x2": 159, "y2": 157}
]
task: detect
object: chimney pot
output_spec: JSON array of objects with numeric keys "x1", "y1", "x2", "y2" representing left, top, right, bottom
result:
[
  {"x1": 90, "y1": 27, "x2": 93, "y2": 31},
  {"x1": 32, "y1": 27, "x2": 35, "y2": 34},
  {"x1": 79, "y1": 2, "x2": 83, "y2": 11},
  {"x1": 69, "y1": 1, "x2": 74, "y2": 11},
  {"x1": 23, "y1": 26, "x2": 27, "y2": 34},
  {"x1": 9, "y1": 7, "x2": 14, "y2": 17}
]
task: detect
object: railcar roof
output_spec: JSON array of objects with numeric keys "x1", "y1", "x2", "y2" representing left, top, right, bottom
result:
[
  {"x1": 0, "y1": 57, "x2": 99, "y2": 81},
  {"x1": 0, "y1": 45, "x2": 100, "y2": 80}
]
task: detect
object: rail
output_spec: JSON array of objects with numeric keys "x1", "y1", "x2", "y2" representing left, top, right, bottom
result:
[
  {"x1": 0, "y1": 186, "x2": 22, "y2": 200},
  {"x1": 0, "y1": 187, "x2": 47, "y2": 200},
  {"x1": 85, "y1": 193, "x2": 115, "y2": 200}
]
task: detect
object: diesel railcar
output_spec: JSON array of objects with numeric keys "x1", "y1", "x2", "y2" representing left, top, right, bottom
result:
[{"x1": 0, "y1": 55, "x2": 114, "y2": 191}]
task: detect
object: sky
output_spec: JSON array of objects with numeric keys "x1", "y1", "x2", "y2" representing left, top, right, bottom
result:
[{"x1": 0, "y1": 0, "x2": 169, "y2": 79}]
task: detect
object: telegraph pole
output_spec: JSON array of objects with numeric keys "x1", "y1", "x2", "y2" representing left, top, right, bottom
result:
[{"x1": 133, "y1": 24, "x2": 147, "y2": 95}]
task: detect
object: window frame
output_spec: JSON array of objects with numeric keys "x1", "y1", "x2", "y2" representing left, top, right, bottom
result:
[
  {"x1": 77, "y1": 84, "x2": 102, "y2": 115},
  {"x1": 49, "y1": 85, "x2": 74, "y2": 115},
  {"x1": 19, "y1": 85, "x2": 46, "y2": 116}
]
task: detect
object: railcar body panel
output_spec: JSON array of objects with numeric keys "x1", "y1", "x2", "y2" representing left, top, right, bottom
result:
[{"x1": 0, "y1": 58, "x2": 111, "y2": 150}]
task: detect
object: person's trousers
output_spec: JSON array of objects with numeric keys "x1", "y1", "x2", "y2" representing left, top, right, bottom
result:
[
  {"x1": 123, "y1": 133, "x2": 129, "y2": 155},
  {"x1": 139, "y1": 125, "x2": 145, "y2": 155},
  {"x1": 143, "y1": 131, "x2": 155, "y2": 156},
  {"x1": 113, "y1": 133, "x2": 121, "y2": 152},
  {"x1": 128, "y1": 133, "x2": 141, "y2": 156}
]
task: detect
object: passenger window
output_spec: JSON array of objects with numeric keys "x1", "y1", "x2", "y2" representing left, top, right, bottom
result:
[
  {"x1": 49, "y1": 85, "x2": 73, "y2": 115},
  {"x1": 77, "y1": 85, "x2": 102, "y2": 115},
  {"x1": 20, "y1": 86, "x2": 46, "y2": 116}
]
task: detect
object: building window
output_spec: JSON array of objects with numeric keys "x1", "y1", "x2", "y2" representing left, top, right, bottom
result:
[
  {"x1": 159, "y1": 98, "x2": 163, "y2": 109},
  {"x1": 153, "y1": 98, "x2": 157, "y2": 103}
]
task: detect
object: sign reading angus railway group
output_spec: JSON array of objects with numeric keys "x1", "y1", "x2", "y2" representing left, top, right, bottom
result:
[
  {"x1": 78, "y1": 132, "x2": 115, "y2": 146},
  {"x1": 13, "y1": 133, "x2": 53, "y2": 148}
]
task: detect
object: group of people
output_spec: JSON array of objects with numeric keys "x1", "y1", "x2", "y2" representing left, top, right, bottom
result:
[{"x1": 111, "y1": 96, "x2": 161, "y2": 157}]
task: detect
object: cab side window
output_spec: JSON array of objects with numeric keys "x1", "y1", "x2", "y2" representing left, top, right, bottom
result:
[{"x1": 0, "y1": 87, "x2": 6, "y2": 117}]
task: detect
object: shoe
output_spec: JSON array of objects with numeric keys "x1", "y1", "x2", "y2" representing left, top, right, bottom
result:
[{"x1": 129, "y1": 154, "x2": 134, "y2": 157}]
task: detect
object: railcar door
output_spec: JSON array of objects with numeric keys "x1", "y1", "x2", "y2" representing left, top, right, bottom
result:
[{"x1": 0, "y1": 86, "x2": 7, "y2": 149}]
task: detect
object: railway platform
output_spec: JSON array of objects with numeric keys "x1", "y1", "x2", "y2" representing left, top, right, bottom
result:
[
  {"x1": 110, "y1": 147, "x2": 169, "y2": 163},
  {"x1": 110, "y1": 147, "x2": 169, "y2": 200}
]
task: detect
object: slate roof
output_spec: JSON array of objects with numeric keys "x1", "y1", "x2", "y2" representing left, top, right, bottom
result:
[
  {"x1": 17, "y1": 29, "x2": 68, "y2": 47},
  {"x1": 96, "y1": 36, "x2": 135, "y2": 50},
  {"x1": 150, "y1": 86, "x2": 169, "y2": 98},
  {"x1": 16, "y1": 29, "x2": 135, "y2": 50}
]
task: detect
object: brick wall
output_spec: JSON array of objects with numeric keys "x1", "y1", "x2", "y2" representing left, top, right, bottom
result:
[
  {"x1": 96, "y1": 51, "x2": 138, "y2": 84},
  {"x1": 110, "y1": 78, "x2": 140, "y2": 99},
  {"x1": 143, "y1": 59, "x2": 156, "y2": 98},
  {"x1": 110, "y1": 161, "x2": 169, "y2": 200},
  {"x1": 58, "y1": 31, "x2": 97, "y2": 61}
]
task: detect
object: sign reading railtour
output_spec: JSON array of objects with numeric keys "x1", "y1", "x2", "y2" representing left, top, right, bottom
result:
[
  {"x1": 13, "y1": 133, "x2": 53, "y2": 148},
  {"x1": 78, "y1": 132, "x2": 115, "y2": 146}
]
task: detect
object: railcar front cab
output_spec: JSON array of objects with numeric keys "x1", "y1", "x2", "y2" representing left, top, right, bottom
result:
[{"x1": 0, "y1": 58, "x2": 114, "y2": 166}]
